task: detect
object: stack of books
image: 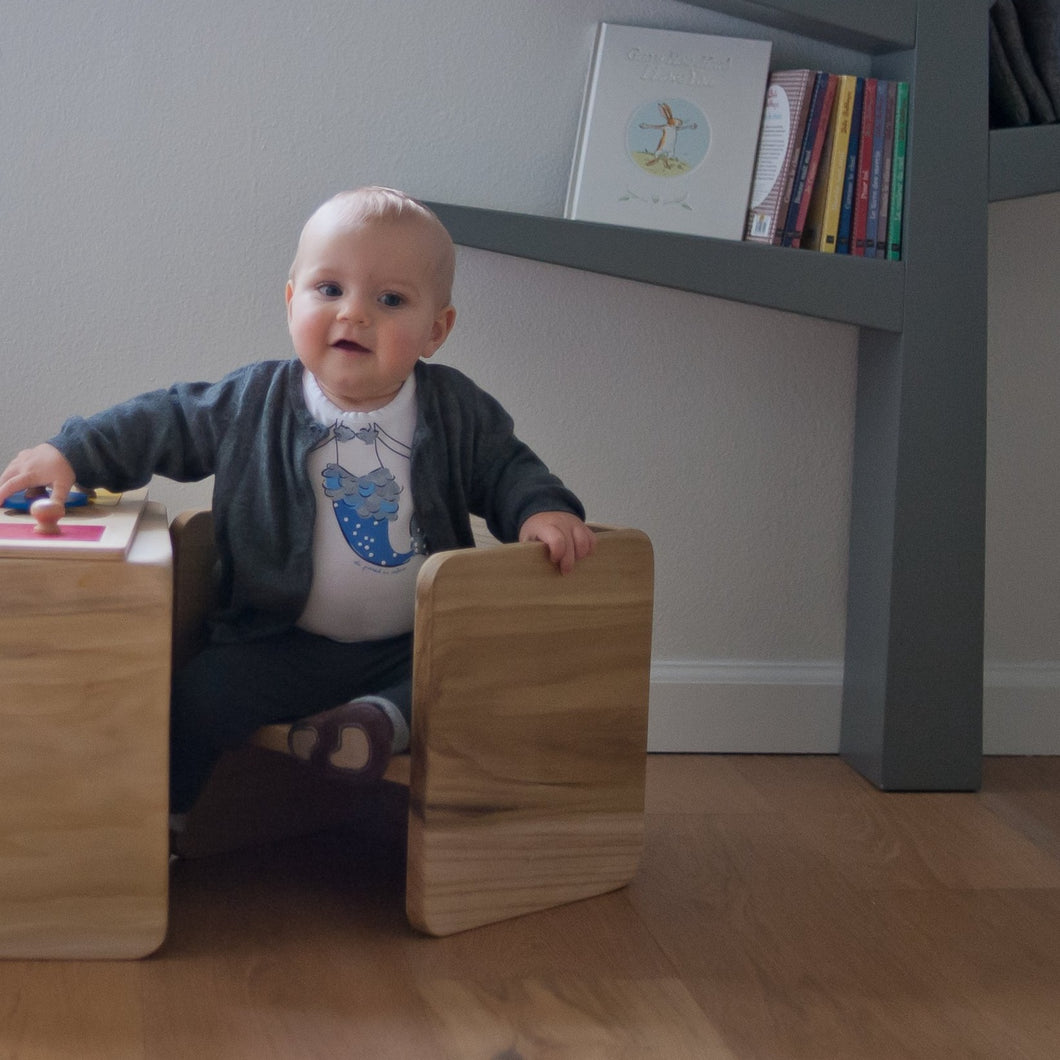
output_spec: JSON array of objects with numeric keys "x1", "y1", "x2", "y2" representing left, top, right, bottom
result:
[{"x1": 744, "y1": 70, "x2": 910, "y2": 260}]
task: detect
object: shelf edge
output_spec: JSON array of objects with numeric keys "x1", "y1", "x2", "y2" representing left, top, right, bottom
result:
[
  {"x1": 989, "y1": 124, "x2": 1060, "y2": 202},
  {"x1": 427, "y1": 202, "x2": 904, "y2": 333},
  {"x1": 675, "y1": 0, "x2": 916, "y2": 52}
]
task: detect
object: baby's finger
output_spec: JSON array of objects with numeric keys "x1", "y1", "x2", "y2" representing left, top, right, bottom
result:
[
  {"x1": 573, "y1": 523, "x2": 597, "y2": 562},
  {"x1": 554, "y1": 529, "x2": 579, "y2": 575},
  {"x1": 534, "y1": 523, "x2": 571, "y2": 573},
  {"x1": 0, "y1": 469, "x2": 32, "y2": 505}
]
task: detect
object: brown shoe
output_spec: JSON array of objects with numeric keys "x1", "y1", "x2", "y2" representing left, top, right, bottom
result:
[{"x1": 287, "y1": 699, "x2": 395, "y2": 783}]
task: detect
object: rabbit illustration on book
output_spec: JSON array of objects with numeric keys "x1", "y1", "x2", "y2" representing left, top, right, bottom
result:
[{"x1": 639, "y1": 101, "x2": 699, "y2": 169}]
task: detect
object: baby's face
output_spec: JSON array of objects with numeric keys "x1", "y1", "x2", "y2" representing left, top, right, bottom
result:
[{"x1": 286, "y1": 212, "x2": 455, "y2": 412}]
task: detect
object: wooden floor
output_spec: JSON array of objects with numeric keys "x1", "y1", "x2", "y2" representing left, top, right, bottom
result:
[{"x1": 2, "y1": 754, "x2": 1060, "y2": 1058}]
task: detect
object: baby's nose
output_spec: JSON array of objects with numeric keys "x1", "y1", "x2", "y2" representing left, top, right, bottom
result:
[{"x1": 338, "y1": 295, "x2": 371, "y2": 324}]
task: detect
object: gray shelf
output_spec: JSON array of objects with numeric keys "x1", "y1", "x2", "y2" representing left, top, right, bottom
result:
[
  {"x1": 426, "y1": 202, "x2": 904, "y2": 331},
  {"x1": 679, "y1": 0, "x2": 916, "y2": 52},
  {"x1": 989, "y1": 124, "x2": 1060, "y2": 201}
]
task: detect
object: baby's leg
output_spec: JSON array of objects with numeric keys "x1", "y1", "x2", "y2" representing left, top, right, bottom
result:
[{"x1": 169, "y1": 629, "x2": 412, "y2": 813}]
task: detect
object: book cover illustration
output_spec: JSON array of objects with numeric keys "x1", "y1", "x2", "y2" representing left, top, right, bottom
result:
[{"x1": 566, "y1": 23, "x2": 772, "y2": 241}]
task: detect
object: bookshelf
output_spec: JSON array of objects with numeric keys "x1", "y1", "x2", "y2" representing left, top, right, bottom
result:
[
  {"x1": 432, "y1": 0, "x2": 1006, "y2": 791},
  {"x1": 989, "y1": 124, "x2": 1060, "y2": 201}
]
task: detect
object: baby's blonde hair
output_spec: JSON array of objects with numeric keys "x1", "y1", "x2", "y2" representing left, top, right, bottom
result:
[{"x1": 292, "y1": 186, "x2": 456, "y2": 305}]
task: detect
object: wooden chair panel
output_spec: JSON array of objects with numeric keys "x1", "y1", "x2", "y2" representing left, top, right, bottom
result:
[
  {"x1": 407, "y1": 528, "x2": 654, "y2": 935},
  {"x1": 169, "y1": 510, "x2": 654, "y2": 934}
]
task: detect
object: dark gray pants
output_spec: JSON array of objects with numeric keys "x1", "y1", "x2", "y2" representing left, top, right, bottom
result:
[{"x1": 170, "y1": 628, "x2": 412, "y2": 812}]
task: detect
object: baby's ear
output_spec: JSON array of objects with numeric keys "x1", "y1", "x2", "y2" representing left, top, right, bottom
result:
[
  {"x1": 284, "y1": 280, "x2": 295, "y2": 320},
  {"x1": 424, "y1": 304, "x2": 457, "y2": 358}
]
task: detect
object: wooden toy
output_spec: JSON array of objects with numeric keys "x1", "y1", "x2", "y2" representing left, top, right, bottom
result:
[
  {"x1": 0, "y1": 489, "x2": 147, "y2": 559},
  {"x1": 3, "y1": 487, "x2": 89, "y2": 511},
  {"x1": 30, "y1": 497, "x2": 64, "y2": 535}
]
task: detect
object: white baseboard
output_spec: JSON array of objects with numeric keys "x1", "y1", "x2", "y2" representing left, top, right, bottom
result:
[
  {"x1": 648, "y1": 659, "x2": 1060, "y2": 755},
  {"x1": 983, "y1": 662, "x2": 1060, "y2": 754}
]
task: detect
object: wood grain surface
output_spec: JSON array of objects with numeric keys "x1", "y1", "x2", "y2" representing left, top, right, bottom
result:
[
  {"x1": 407, "y1": 528, "x2": 654, "y2": 935},
  {"x1": 4, "y1": 755, "x2": 1058, "y2": 1057},
  {"x1": 0, "y1": 503, "x2": 171, "y2": 958}
]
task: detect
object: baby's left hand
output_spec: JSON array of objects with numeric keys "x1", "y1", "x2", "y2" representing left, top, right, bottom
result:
[{"x1": 519, "y1": 511, "x2": 596, "y2": 575}]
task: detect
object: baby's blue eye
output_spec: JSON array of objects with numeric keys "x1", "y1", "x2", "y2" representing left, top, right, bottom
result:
[
  {"x1": 379, "y1": 292, "x2": 404, "y2": 308},
  {"x1": 317, "y1": 283, "x2": 342, "y2": 298}
]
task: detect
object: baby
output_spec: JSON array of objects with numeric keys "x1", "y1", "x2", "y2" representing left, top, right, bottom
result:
[{"x1": 0, "y1": 187, "x2": 595, "y2": 817}]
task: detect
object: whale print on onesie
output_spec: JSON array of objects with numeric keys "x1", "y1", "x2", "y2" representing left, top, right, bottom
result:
[{"x1": 322, "y1": 421, "x2": 424, "y2": 568}]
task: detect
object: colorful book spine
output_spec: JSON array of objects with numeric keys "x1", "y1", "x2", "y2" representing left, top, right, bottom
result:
[
  {"x1": 886, "y1": 81, "x2": 910, "y2": 260},
  {"x1": 835, "y1": 77, "x2": 865, "y2": 254},
  {"x1": 770, "y1": 72, "x2": 822, "y2": 246},
  {"x1": 804, "y1": 74, "x2": 858, "y2": 252},
  {"x1": 781, "y1": 73, "x2": 837, "y2": 248},
  {"x1": 874, "y1": 80, "x2": 898, "y2": 257},
  {"x1": 863, "y1": 79, "x2": 890, "y2": 260},
  {"x1": 851, "y1": 78, "x2": 878, "y2": 257},
  {"x1": 748, "y1": 67, "x2": 908, "y2": 258}
]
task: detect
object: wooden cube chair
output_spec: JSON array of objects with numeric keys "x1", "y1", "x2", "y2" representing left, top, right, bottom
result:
[{"x1": 169, "y1": 509, "x2": 653, "y2": 935}]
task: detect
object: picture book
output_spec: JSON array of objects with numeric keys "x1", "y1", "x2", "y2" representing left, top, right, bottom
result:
[
  {"x1": 566, "y1": 23, "x2": 773, "y2": 241},
  {"x1": 745, "y1": 69, "x2": 817, "y2": 244}
]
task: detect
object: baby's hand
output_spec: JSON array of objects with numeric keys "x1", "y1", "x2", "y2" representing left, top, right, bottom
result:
[
  {"x1": 519, "y1": 511, "x2": 597, "y2": 575},
  {"x1": 0, "y1": 444, "x2": 77, "y2": 507}
]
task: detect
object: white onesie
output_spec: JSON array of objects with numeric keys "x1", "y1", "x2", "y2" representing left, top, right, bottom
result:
[{"x1": 296, "y1": 371, "x2": 425, "y2": 643}]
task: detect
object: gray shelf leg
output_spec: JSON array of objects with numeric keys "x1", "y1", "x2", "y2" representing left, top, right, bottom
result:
[{"x1": 840, "y1": 4, "x2": 991, "y2": 790}]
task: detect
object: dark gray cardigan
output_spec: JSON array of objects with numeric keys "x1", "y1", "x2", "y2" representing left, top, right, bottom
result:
[{"x1": 52, "y1": 358, "x2": 584, "y2": 642}]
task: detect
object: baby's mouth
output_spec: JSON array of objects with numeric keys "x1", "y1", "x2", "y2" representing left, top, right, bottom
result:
[{"x1": 333, "y1": 339, "x2": 370, "y2": 354}]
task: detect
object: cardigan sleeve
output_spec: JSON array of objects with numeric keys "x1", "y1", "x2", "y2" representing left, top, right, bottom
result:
[
  {"x1": 49, "y1": 379, "x2": 232, "y2": 491},
  {"x1": 411, "y1": 362, "x2": 585, "y2": 549}
]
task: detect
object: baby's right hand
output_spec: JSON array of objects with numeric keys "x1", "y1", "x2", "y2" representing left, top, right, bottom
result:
[{"x1": 0, "y1": 444, "x2": 77, "y2": 507}]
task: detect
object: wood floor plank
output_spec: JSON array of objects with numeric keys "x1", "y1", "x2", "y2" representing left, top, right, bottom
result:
[
  {"x1": 980, "y1": 756, "x2": 1060, "y2": 863},
  {"x1": 2, "y1": 754, "x2": 1058, "y2": 1058},
  {"x1": 417, "y1": 977, "x2": 736, "y2": 1059},
  {"x1": 644, "y1": 752, "x2": 772, "y2": 816},
  {"x1": 0, "y1": 962, "x2": 146, "y2": 1059},
  {"x1": 869, "y1": 887, "x2": 1060, "y2": 1056},
  {"x1": 141, "y1": 830, "x2": 447, "y2": 1059},
  {"x1": 726, "y1": 754, "x2": 1060, "y2": 890},
  {"x1": 400, "y1": 889, "x2": 675, "y2": 982},
  {"x1": 629, "y1": 756, "x2": 1060, "y2": 1059}
]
